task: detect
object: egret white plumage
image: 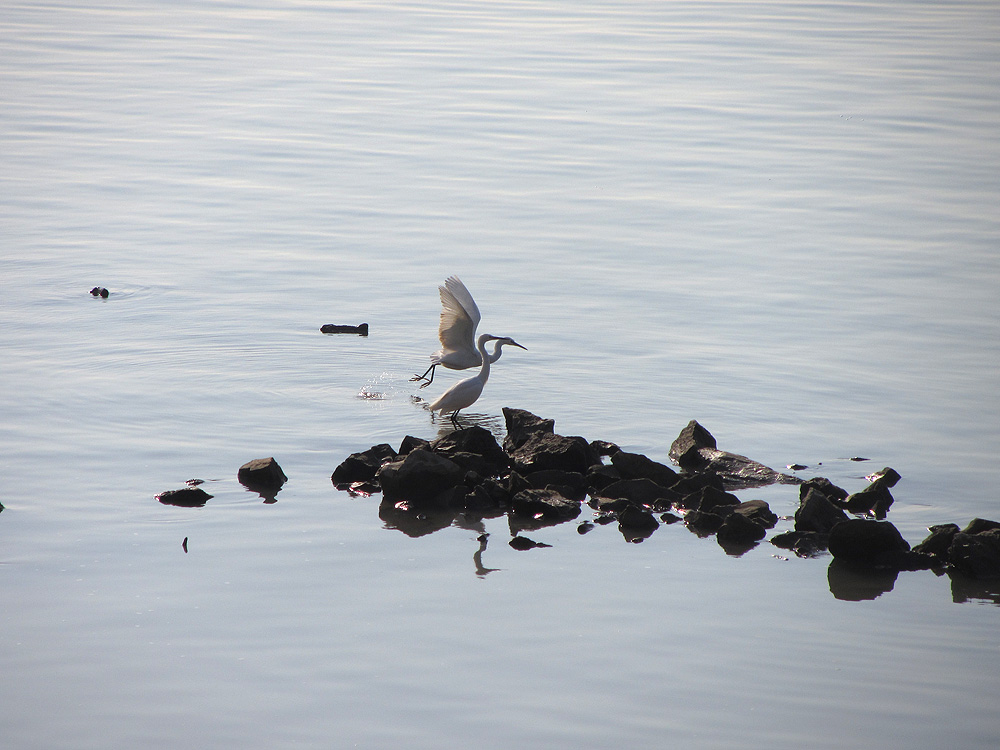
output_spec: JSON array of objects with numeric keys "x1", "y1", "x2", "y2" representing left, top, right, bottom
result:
[
  {"x1": 412, "y1": 276, "x2": 507, "y2": 388},
  {"x1": 428, "y1": 333, "x2": 526, "y2": 426}
]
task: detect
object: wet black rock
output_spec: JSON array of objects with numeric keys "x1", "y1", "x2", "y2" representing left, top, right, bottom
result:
[
  {"x1": 510, "y1": 488, "x2": 581, "y2": 525},
  {"x1": 842, "y1": 467, "x2": 900, "y2": 518},
  {"x1": 90, "y1": 286, "x2": 109, "y2": 298},
  {"x1": 332, "y1": 444, "x2": 397, "y2": 486},
  {"x1": 509, "y1": 432, "x2": 600, "y2": 475},
  {"x1": 731, "y1": 499, "x2": 779, "y2": 529},
  {"x1": 828, "y1": 519, "x2": 910, "y2": 568},
  {"x1": 502, "y1": 408, "x2": 555, "y2": 452},
  {"x1": 799, "y1": 477, "x2": 848, "y2": 504},
  {"x1": 590, "y1": 440, "x2": 620, "y2": 457},
  {"x1": 668, "y1": 420, "x2": 717, "y2": 469},
  {"x1": 795, "y1": 486, "x2": 849, "y2": 533},
  {"x1": 376, "y1": 449, "x2": 463, "y2": 504},
  {"x1": 238, "y1": 457, "x2": 288, "y2": 495},
  {"x1": 585, "y1": 463, "x2": 622, "y2": 493},
  {"x1": 593, "y1": 477, "x2": 679, "y2": 511},
  {"x1": 695, "y1": 485, "x2": 741, "y2": 517},
  {"x1": 617, "y1": 504, "x2": 659, "y2": 532},
  {"x1": 320, "y1": 323, "x2": 369, "y2": 335},
  {"x1": 398, "y1": 435, "x2": 430, "y2": 456},
  {"x1": 770, "y1": 530, "x2": 829, "y2": 557},
  {"x1": 717, "y1": 511, "x2": 767, "y2": 545},
  {"x1": 157, "y1": 487, "x2": 213, "y2": 507},
  {"x1": 668, "y1": 420, "x2": 798, "y2": 489},
  {"x1": 610, "y1": 451, "x2": 678, "y2": 488},
  {"x1": 671, "y1": 473, "x2": 726, "y2": 508},
  {"x1": 912, "y1": 523, "x2": 960, "y2": 562},
  {"x1": 431, "y1": 426, "x2": 509, "y2": 477},
  {"x1": 685, "y1": 509, "x2": 726, "y2": 534},
  {"x1": 522, "y1": 469, "x2": 587, "y2": 501},
  {"x1": 948, "y1": 519, "x2": 1000, "y2": 579}
]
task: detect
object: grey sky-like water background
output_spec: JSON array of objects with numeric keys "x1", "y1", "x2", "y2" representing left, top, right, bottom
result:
[{"x1": 3, "y1": 2, "x2": 999, "y2": 748}]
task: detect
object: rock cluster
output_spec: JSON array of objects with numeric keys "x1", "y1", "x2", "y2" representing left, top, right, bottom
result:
[{"x1": 332, "y1": 411, "x2": 1000, "y2": 587}]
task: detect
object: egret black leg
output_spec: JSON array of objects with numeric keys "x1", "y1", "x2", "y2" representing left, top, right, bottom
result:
[
  {"x1": 450, "y1": 410, "x2": 463, "y2": 428},
  {"x1": 410, "y1": 364, "x2": 436, "y2": 387}
]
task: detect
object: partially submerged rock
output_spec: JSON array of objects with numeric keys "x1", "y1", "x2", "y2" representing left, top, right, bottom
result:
[
  {"x1": 157, "y1": 486, "x2": 212, "y2": 507},
  {"x1": 668, "y1": 420, "x2": 800, "y2": 488},
  {"x1": 238, "y1": 457, "x2": 288, "y2": 497}
]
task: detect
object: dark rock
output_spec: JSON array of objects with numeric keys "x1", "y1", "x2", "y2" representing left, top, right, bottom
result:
[
  {"x1": 509, "y1": 535, "x2": 551, "y2": 550},
  {"x1": 588, "y1": 495, "x2": 634, "y2": 514},
  {"x1": 332, "y1": 443, "x2": 397, "y2": 486},
  {"x1": 828, "y1": 519, "x2": 910, "y2": 568},
  {"x1": 89, "y1": 286, "x2": 109, "y2": 298},
  {"x1": 731, "y1": 499, "x2": 778, "y2": 529},
  {"x1": 685, "y1": 509, "x2": 725, "y2": 534},
  {"x1": 842, "y1": 469, "x2": 900, "y2": 518},
  {"x1": 585, "y1": 463, "x2": 621, "y2": 492},
  {"x1": 320, "y1": 323, "x2": 369, "y2": 335},
  {"x1": 717, "y1": 511, "x2": 767, "y2": 545},
  {"x1": 912, "y1": 523, "x2": 961, "y2": 561},
  {"x1": 668, "y1": 420, "x2": 717, "y2": 469},
  {"x1": 157, "y1": 487, "x2": 213, "y2": 507},
  {"x1": 770, "y1": 530, "x2": 828, "y2": 557},
  {"x1": 617, "y1": 504, "x2": 659, "y2": 533},
  {"x1": 795, "y1": 487, "x2": 849, "y2": 533},
  {"x1": 502, "y1": 408, "x2": 555, "y2": 452},
  {"x1": 799, "y1": 477, "x2": 848, "y2": 504},
  {"x1": 375, "y1": 449, "x2": 463, "y2": 504},
  {"x1": 787, "y1": 463, "x2": 808, "y2": 471},
  {"x1": 659, "y1": 511, "x2": 682, "y2": 524},
  {"x1": 523, "y1": 469, "x2": 587, "y2": 501},
  {"x1": 610, "y1": 451, "x2": 679, "y2": 488},
  {"x1": 431, "y1": 426, "x2": 509, "y2": 477},
  {"x1": 398, "y1": 435, "x2": 429, "y2": 456},
  {"x1": 671, "y1": 473, "x2": 726, "y2": 508},
  {"x1": 590, "y1": 440, "x2": 620, "y2": 457},
  {"x1": 238, "y1": 457, "x2": 288, "y2": 498},
  {"x1": 510, "y1": 488, "x2": 581, "y2": 525},
  {"x1": 948, "y1": 528, "x2": 1000, "y2": 579},
  {"x1": 866, "y1": 467, "x2": 901, "y2": 487},
  {"x1": 594, "y1": 478, "x2": 680, "y2": 511},
  {"x1": 509, "y1": 432, "x2": 600, "y2": 475},
  {"x1": 667, "y1": 421, "x2": 799, "y2": 488},
  {"x1": 962, "y1": 518, "x2": 1000, "y2": 535},
  {"x1": 696, "y1": 485, "x2": 741, "y2": 517}
]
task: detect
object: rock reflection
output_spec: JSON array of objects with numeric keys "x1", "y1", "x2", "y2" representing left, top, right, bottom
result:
[{"x1": 827, "y1": 559, "x2": 899, "y2": 601}]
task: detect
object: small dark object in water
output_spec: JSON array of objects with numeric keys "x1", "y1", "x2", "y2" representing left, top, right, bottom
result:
[
  {"x1": 321, "y1": 323, "x2": 369, "y2": 335},
  {"x1": 157, "y1": 487, "x2": 212, "y2": 507},
  {"x1": 90, "y1": 286, "x2": 109, "y2": 298},
  {"x1": 788, "y1": 463, "x2": 808, "y2": 471},
  {"x1": 182, "y1": 537, "x2": 188, "y2": 553}
]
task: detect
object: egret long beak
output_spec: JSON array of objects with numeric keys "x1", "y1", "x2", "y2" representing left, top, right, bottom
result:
[{"x1": 507, "y1": 339, "x2": 527, "y2": 350}]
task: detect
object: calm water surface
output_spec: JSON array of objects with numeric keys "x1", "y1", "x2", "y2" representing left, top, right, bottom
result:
[{"x1": 3, "y1": 2, "x2": 999, "y2": 749}]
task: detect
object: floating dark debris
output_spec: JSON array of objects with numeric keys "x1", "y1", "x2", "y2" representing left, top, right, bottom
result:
[
  {"x1": 89, "y1": 286, "x2": 109, "y2": 298},
  {"x1": 330, "y1": 409, "x2": 1000, "y2": 600},
  {"x1": 321, "y1": 323, "x2": 369, "y2": 335}
]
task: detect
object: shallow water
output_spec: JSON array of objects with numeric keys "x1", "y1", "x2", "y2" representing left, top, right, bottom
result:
[{"x1": 3, "y1": 1, "x2": 1000, "y2": 748}]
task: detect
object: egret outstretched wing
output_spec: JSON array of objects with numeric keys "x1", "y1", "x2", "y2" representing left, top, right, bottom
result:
[{"x1": 436, "y1": 276, "x2": 481, "y2": 363}]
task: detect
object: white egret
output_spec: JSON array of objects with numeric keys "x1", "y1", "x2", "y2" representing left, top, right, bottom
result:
[
  {"x1": 412, "y1": 276, "x2": 508, "y2": 388},
  {"x1": 428, "y1": 333, "x2": 526, "y2": 427}
]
